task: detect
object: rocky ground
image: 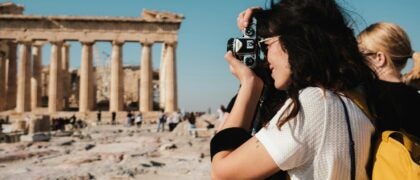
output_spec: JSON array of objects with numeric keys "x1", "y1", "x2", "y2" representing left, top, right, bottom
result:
[{"x1": 0, "y1": 114, "x2": 217, "y2": 180}]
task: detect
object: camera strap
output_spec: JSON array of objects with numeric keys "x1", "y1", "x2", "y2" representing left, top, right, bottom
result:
[{"x1": 251, "y1": 86, "x2": 268, "y2": 135}]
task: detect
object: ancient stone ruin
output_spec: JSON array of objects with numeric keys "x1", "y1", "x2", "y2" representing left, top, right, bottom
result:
[{"x1": 0, "y1": 2, "x2": 184, "y2": 117}]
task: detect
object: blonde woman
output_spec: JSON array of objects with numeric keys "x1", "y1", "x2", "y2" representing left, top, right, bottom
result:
[{"x1": 358, "y1": 22, "x2": 420, "y2": 138}]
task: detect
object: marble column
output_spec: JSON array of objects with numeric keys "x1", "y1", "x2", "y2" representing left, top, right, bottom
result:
[
  {"x1": 61, "y1": 43, "x2": 70, "y2": 109},
  {"x1": 79, "y1": 41, "x2": 94, "y2": 112},
  {"x1": 48, "y1": 41, "x2": 63, "y2": 113},
  {"x1": 164, "y1": 42, "x2": 177, "y2": 112},
  {"x1": 140, "y1": 42, "x2": 153, "y2": 112},
  {"x1": 31, "y1": 43, "x2": 43, "y2": 110},
  {"x1": 0, "y1": 51, "x2": 5, "y2": 111},
  {"x1": 110, "y1": 40, "x2": 124, "y2": 112},
  {"x1": 16, "y1": 41, "x2": 32, "y2": 113},
  {"x1": 6, "y1": 42, "x2": 17, "y2": 110},
  {"x1": 159, "y1": 43, "x2": 167, "y2": 109},
  {"x1": 89, "y1": 47, "x2": 96, "y2": 110},
  {"x1": 30, "y1": 78, "x2": 37, "y2": 111}
]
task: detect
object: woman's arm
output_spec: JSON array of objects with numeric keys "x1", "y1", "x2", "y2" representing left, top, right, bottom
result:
[
  {"x1": 211, "y1": 136, "x2": 280, "y2": 179},
  {"x1": 211, "y1": 52, "x2": 279, "y2": 179}
]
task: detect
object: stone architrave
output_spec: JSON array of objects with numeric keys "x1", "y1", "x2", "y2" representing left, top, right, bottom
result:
[
  {"x1": 159, "y1": 43, "x2": 167, "y2": 109},
  {"x1": 48, "y1": 41, "x2": 63, "y2": 113},
  {"x1": 110, "y1": 40, "x2": 124, "y2": 112},
  {"x1": 61, "y1": 43, "x2": 70, "y2": 109},
  {"x1": 140, "y1": 41, "x2": 153, "y2": 112},
  {"x1": 164, "y1": 42, "x2": 177, "y2": 112},
  {"x1": 0, "y1": 51, "x2": 5, "y2": 110},
  {"x1": 79, "y1": 41, "x2": 94, "y2": 112},
  {"x1": 6, "y1": 41, "x2": 17, "y2": 110},
  {"x1": 31, "y1": 43, "x2": 43, "y2": 110},
  {"x1": 16, "y1": 41, "x2": 32, "y2": 113}
]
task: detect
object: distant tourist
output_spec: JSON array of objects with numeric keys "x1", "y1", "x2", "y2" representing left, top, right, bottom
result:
[
  {"x1": 97, "y1": 110, "x2": 102, "y2": 123},
  {"x1": 187, "y1": 112, "x2": 197, "y2": 137},
  {"x1": 111, "y1": 111, "x2": 116, "y2": 125},
  {"x1": 126, "y1": 111, "x2": 134, "y2": 126},
  {"x1": 156, "y1": 109, "x2": 166, "y2": 132},
  {"x1": 168, "y1": 110, "x2": 181, "y2": 131},
  {"x1": 135, "y1": 112, "x2": 143, "y2": 128}
]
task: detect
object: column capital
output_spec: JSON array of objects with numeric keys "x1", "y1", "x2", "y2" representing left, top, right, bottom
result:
[
  {"x1": 112, "y1": 40, "x2": 124, "y2": 46},
  {"x1": 6, "y1": 40, "x2": 15, "y2": 45},
  {"x1": 50, "y1": 40, "x2": 64, "y2": 45},
  {"x1": 32, "y1": 41, "x2": 46, "y2": 47},
  {"x1": 140, "y1": 39, "x2": 154, "y2": 47},
  {"x1": 16, "y1": 40, "x2": 32, "y2": 45},
  {"x1": 62, "y1": 43, "x2": 71, "y2": 47},
  {"x1": 80, "y1": 40, "x2": 94, "y2": 45},
  {"x1": 164, "y1": 41, "x2": 178, "y2": 47}
]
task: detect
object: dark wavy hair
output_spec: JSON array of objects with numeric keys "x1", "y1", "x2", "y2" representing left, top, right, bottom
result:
[{"x1": 254, "y1": 0, "x2": 375, "y2": 127}]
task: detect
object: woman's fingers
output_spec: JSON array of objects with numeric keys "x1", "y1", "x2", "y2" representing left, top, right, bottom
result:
[{"x1": 237, "y1": 6, "x2": 262, "y2": 30}]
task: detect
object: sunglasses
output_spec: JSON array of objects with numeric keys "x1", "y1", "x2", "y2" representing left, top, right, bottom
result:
[{"x1": 258, "y1": 36, "x2": 280, "y2": 55}]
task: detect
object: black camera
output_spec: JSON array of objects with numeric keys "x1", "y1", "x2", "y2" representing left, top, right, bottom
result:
[{"x1": 227, "y1": 17, "x2": 262, "y2": 69}]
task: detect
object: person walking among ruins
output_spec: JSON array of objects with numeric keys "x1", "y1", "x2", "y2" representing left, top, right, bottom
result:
[
  {"x1": 111, "y1": 111, "x2": 116, "y2": 125},
  {"x1": 168, "y1": 110, "x2": 181, "y2": 131},
  {"x1": 187, "y1": 112, "x2": 197, "y2": 137},
  {"x1": 156, "y1": 109, "x2": 167, "y2": 132},
  {"x1": 97, "y1": 110, "x2": 102, "y2": 123},
  {"x1": 135, "y1": 112, "x2": 143, "y2": 128}
]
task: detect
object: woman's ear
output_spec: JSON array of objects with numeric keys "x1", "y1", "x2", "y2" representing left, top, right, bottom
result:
[
  {"x1": 376, "y1": 51, "x2": 387, "y2": 67},
  {"x1": 371, "y1": 51, "x2": 387, "y2": 68}
]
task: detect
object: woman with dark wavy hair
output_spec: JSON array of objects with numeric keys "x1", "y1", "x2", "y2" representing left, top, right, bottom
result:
[{"x1": 210, "y1": 0, "x2": 376, "y2": 179}]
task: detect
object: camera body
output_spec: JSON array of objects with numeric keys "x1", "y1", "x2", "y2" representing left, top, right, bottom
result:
[{"x1": 227, "y1": 17, "x2": 261, "y2": 69}]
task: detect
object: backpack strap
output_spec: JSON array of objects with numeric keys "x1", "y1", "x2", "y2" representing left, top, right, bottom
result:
[{"x1": 338, "y1": 96, "x2": 356, "y2": 180}]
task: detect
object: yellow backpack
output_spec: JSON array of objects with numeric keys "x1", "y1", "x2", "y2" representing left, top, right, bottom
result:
[
  {"x1": 344, "y1": 89, "x2": 420, "y2": 179},
  {"x1": 372, "y1": 131, "x2": 420, "y2": 180}
]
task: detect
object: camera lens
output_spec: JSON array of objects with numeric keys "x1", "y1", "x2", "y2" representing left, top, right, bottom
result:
[
  {"x1": 244, "y1": 57, "x2": 255, "y2": 66},
  {"x1": 245, "y1": 28, "x2": 255, "y2": 37},
  {"x1": 227, "y1": 38, "x2": 234, "y2": 52}
]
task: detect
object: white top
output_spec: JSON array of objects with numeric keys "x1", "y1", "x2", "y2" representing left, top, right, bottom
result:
[
  {"x1": 135, "y1": 115, "x2": 142, "y2": 123},
  {"x1": 255, "y1": 87, "x2": 374, "y2": 180}
]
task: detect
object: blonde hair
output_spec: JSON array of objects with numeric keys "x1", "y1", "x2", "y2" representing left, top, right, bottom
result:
[{"x1": 357, "y1": 22, "x2": 413, "y2": 72}]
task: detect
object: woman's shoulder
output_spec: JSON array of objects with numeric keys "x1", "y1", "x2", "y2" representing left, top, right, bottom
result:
[
  {"x1": 374, "y1": 80, "x2": 420, "y2": 100},
  {"x1": 298, "y1": 87, "x2": 332, "y2": 102}
]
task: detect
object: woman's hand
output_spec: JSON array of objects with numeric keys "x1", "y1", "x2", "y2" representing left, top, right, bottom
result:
[
  {"x1": 237, "y1": 6, "x2": 262, "y2": 30},
  {"x1": 225, "y1": 51, "x2": 263, "y2": 87}
]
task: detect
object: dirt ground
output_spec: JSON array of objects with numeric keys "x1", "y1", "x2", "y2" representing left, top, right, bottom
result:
[{"x1": 0, "y1": 114, "x2": 218, "y2": 180}]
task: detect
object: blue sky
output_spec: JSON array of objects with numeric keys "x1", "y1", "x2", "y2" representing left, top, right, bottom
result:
[{"x1": 8, "y1": 0, "x2": 420, "y2": 113}]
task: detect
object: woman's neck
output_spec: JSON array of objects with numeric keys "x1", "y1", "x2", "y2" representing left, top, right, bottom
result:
[{"x1": 376, "y1": 68, "x2": 402, "y2": 83}]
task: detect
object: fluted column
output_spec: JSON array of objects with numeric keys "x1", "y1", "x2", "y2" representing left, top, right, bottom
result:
[
  {"x1": 164, "y1": 42, "x2": 177, "y2": 112},
  {"x1": 140, "y1": 42, "x2": 153, "y2": 112},
  {"x1": 89, "y1": 47, "x2": 96, "y2": 110},
  {"x1": 6, "y1": 42, "x2": 17, "y2": 110},
  {"x1": 0, "y1": 51, "x2": 5, "y2": 111},
  {"x1": 48, "y1": 41, "x2": 63, "y2": 113},
  {"x1": 61, "y1": 43, "x2": 70, "y2": 109},
  {"x1": 159, "y1": 43, "x2": 167, "y2": 109},
  {"x1": 31, "y1": 43, "x2": 43, "y2": 110},
  {"x1": 110, "y1": 40, "x2": 124, "y2": 112},
  {"x1": 79, "y1": 41, "x2": 94, "y2": 112},
  {"x1": 16, "y1": 41, "x2": 32, "y2": 113}
]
